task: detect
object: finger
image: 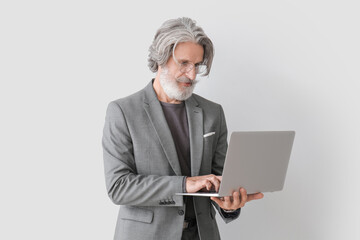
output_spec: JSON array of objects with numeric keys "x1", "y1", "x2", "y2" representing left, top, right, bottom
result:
[
  {"x1": 232, "y1": 191, "x2": 241, "y2": 207},
  {"x1": 255, "y1": 192, "x2": 264, "y2": 199},
  {"x1": 207, "y1": 176, "x2": 221, "y2": 192},
  {"x1": 247, "y1": 192, "x2": 264, "y2": 201},
  {"x1": 224, "y1": 196, "x2": 231, "y2": 203},
  {"x1": 222, "y1": 196, "x2": 232, "y2": 209},
  {"x1": 205, "y1": 180, "x2": 212, "y2": 191},
  {"x1": 197, "y1": 180, "x2": 209, "y2": 192},
  {"x1": 239, "y1": 188, "x2": 247, "y2": 207}
]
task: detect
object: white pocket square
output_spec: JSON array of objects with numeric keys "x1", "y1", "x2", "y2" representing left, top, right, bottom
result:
[{"x1": 203, "y1": 132, "x2": 215, "y2": 138}]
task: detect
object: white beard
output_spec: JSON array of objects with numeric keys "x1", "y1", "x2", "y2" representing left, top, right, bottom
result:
[{"x1": 159, "y1": 68, "x2": 198, "y2": 101}]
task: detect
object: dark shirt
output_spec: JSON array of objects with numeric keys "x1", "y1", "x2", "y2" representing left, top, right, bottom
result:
[{"x1": 160, "y1": 101, "x2": 196, "y2": 220}]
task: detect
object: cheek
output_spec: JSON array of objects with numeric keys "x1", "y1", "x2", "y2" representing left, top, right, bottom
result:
[{"x1": 165, "y1": 66, "x2": 184, "y2": 80}]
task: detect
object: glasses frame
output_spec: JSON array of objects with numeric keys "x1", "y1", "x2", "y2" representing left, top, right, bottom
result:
[
  {"x1": 173, "y1": 55, "x2": 206, "y2": 75},
  {"x1": 179, "y1": 61, "x2": 207, "y2": 75}
]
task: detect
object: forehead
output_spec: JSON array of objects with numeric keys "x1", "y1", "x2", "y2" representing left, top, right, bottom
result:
[{"x1": 173, "y1": 42, "x2": 204, "y2": 63}]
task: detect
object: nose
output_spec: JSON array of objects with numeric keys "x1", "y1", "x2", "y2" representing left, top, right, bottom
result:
[{"x1": 185, "y1": 67, "x2": 196, "y2": 81}]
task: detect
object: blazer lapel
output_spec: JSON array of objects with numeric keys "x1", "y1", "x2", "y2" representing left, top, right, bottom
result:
[
  {"x1": 143, "y1": 81, "x2": 182, "y2": 176},
  {"x1": 185, "y1": 96, "x2": 204, "y2": 177}
]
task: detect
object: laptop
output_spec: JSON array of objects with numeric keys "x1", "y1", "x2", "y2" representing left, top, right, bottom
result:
[{"x1": 176, "y1": 131, "x2": 295, "y2": 197}]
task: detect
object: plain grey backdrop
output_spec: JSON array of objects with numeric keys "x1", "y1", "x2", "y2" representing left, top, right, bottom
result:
[{"x1": 1, "y1": 0, "x2": 359, "y2": 239}]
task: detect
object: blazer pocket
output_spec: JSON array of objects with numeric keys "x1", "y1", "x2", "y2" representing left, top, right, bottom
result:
[
  {"x1": 203, "y1": 131, "x2": 216, "y2": 149},
  {"x1": 204, "y1": 131, "x2": 216, "y2": 143},
  {"x1": 119, "y1": 206, "x2": 154, "y2": 224},
  {"x1": 203, "y1": 132, "x2": 215, "y2": 138}
]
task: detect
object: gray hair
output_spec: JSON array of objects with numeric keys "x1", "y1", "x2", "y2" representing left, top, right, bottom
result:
[{"x1": 148, "y1": 17, "x2": 214, "y2": 76}]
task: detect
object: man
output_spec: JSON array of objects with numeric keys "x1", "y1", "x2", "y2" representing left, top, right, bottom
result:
[{"x1": 102, "y1": 17, "x2": 263, "y2": 240}]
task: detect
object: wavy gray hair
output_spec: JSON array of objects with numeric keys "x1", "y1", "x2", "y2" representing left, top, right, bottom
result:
[{"x1": 148, "y1": 17, "x2": 214, "y2": 76}]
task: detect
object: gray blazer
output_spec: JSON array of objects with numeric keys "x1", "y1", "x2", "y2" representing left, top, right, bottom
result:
[{"x1": 102, "y1": 80, "x2": 240, "y2": 240}]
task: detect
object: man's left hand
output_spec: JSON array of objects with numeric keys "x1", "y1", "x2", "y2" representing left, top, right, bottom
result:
[{"x1": 210, "y1": 188, "x2": 264, "y2": 211}]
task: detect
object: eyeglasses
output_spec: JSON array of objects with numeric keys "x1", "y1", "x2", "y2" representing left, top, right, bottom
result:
[{"x1": 178, "y1": 61, "x2": 207, "y2": 75}]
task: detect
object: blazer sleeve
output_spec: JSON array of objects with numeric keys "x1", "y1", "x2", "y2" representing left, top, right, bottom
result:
[
  {"x1": 102, "y1": 101, "x2": 184, "y2": 207},
  {"x1": 211, "y1": 105, "x2": 241, "y2": 222}
]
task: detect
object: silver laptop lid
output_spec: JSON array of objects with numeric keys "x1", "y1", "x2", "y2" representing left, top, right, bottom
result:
[{"x1": 218, "y1": 131, "x2": 295, "y2": 196}]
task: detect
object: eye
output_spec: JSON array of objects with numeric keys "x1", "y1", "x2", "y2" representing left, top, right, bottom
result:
[{"x1": 180, "y1": 61, "x2": 189, "y2": 66}]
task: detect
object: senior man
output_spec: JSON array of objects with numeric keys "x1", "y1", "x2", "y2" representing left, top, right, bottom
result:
[{"x1": 102, "y1": 17, "x2": 263, "y2": 240}]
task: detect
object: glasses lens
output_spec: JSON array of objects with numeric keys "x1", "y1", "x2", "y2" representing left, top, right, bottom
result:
[
  {"x1": 179, "y1": 63, "x2": 189, "y2": 73},
  {"x1": 179, "y1": 62, "x2": 207, "y2": 75},
  {"x1": 196, "y1": 64, "x2": 207, "y2": 74}
]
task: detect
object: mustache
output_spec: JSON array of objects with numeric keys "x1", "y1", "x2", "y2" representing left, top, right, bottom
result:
[{"x1": 176, "y1": 77, "x2": 199, "y2": 85}]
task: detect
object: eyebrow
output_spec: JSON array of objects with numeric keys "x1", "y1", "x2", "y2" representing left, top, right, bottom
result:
[{"x1": 177, "y1": 58, "x2": 203, "y2": 64}]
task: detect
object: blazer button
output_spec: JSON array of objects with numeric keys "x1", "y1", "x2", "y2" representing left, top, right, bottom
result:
[{"x1": 178, "y1": 210, "x2": 184, "y2": 216}]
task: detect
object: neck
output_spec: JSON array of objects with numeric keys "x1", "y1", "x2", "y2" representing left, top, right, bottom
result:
[{"x1": 153, "y1": 72, "x2": 182, "y2": 104}]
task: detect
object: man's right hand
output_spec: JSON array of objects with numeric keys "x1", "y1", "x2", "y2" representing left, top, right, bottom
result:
[{"x1": 185, "y1": 175, "x2": 222, "y2": 193}]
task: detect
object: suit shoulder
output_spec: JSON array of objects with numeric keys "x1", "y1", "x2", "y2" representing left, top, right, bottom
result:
[
  {"x1": 114, "y1": 88, "x2": 143, "y2": 105},
  {"x1": 105, "y1": 88, "x2": 145, "y2": 119},
  {"x1": 109, "y1": 88, "x2": 144, "y2": 109}
]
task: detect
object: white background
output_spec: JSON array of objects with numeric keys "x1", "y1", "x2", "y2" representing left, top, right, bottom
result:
[{"x1": 1, "y1": 0, "x2": 359, "y2": 239}]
